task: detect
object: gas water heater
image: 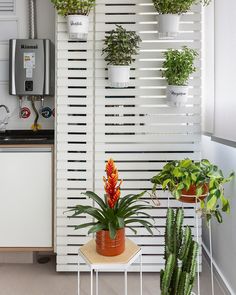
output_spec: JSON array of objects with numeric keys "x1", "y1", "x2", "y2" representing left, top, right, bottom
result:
[
  {"x1": 9, "y1": 0, "x2": 54, "y2": 97},
  {"x1": 9, "y1": 39, "x2": 53, "y2": 96}
]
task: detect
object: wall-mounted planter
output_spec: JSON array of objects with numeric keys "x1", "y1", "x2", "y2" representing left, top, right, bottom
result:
[
  {"x1": 166, "y1": 85, "x2": 188, "y2": 107},
  {"x1": 108, "y1": 65, "x2": 130, "y2": 88},
  {"x1": 157, "y1": 14, "x2": 180, "y2": 39},
  {"x1": 67, "y1": 15, "x2": 89, "y2": 41}
]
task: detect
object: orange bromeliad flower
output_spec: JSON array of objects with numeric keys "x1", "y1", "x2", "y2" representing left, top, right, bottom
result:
[{"x1": 103, "y1": 159, "x2": 122, "y2": 209}]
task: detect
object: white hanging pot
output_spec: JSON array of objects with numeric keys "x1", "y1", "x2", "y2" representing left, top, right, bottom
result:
[
  {"x1": 67, "y1": 15, "x2": 89, "y2": 41},
  {"x1": 166, "y1": 85, "x2": 189, "y2": 107},
  {"x1": 157, "y1": 14, "x2": 181, "y2": 39},
  {"x1": 108, "y1": 65, "x2": 130, "y2": 88}
]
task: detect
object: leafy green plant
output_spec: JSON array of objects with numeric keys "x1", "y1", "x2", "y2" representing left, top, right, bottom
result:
[
  {"x1": 162, "y1": 46, "x2": 198, "y2": 86},
  {"x1": 102, "y1": 25, "x2": 142, "y2": 66},
  {"x1": 161, "y1": 208, "x2": 199, "y2": 295},
  {"x1": 51, "y1": 0, "x2": 95, "y2": 16},
  {"x1": 151, "y1": 159, "x2": 234, "y2": 223},
  {"x1": 68, "y1": 159, "x2": 154, "y2": 239},
  {"x1": 152, "y1": 0, "x2": 211, "y2": 14}
]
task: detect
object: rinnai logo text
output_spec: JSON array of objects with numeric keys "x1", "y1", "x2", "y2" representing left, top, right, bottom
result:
[{"x1": 21, "y1": 45, "x2": 38, "y2": 49}]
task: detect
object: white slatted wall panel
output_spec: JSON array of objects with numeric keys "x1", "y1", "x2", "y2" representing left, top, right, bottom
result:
[
  {"x1": 56, "y1": 2, "x2": 202, "y2": 272},
  {"x1": 56, "y1": 13, "x2": 94, "y2": 271},
  {"x1": 0, "y1": 0, "x2": 15, "y2": 13}
]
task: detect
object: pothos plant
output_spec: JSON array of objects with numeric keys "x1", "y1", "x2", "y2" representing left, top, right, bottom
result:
[
  {"x1": 51, "y1": 0, "x2": 96, "y2": 16},
  {"x1": 162, "y1": 46, "x2": 198, "y2": 86},
  {"x1": 151, "y1": 159, "x2": 234, "y2": 223},
  {"x1": 69, "y1": 159, "x2": 154, "y2": 239},
  {"x1": 152, "y1": 0, "x2": 212, "y2": 14},
  {"x1": 102, "y1": 25, "x2": 142, "y2": 66}
]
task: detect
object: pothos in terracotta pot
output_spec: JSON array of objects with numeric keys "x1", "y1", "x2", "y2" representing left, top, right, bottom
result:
[
  {"x1": 151, "y1": 159, "x2": 234, "y2": 223},
  {"x1": 162, "y1": 46, "x2": 198, "y2": 107},
  {"x1": 152, "y1": 0, "x2": 212, "y2": 39},
  {"x1": 102, "y1": 25, "x2": 141, "y2": 88},
  {"x1": 51, "y1": 0, "x2": 95, "y2": 40},
  {"x1": 69, "y1": 159, "x2": 154, "y2": 256}
]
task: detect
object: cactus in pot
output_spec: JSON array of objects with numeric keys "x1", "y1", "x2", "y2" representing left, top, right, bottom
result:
[{"x1": 161, "y1": 208, "x2": 199, "y2": 295}]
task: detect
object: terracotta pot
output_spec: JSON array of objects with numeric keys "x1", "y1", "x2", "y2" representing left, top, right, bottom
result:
[
  {"x1": 179, "y1": 184, "x2": 209, "y2": 204},
  {"x1": 96, "y1": 228, "x2": 125, "y2": 256}
]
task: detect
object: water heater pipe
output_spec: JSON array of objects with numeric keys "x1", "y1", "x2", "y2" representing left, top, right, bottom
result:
[{"x1": 29, "y1": 0, "x2": 37, "y2": 39}]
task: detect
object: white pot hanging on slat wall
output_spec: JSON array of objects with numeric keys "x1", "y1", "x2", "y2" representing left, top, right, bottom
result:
[
  {"x1": 157, "y1": 14, "x2": 180, "y2": 39},
  {"x1": 166, "y1": 85, "x2": 189, "y2": 107},
  {"x1": 108, "y1": 65, "x2": 130, "y2": 88},
  {"x1": 67, "y1": 15, "x2": 89, "y2": 41}
]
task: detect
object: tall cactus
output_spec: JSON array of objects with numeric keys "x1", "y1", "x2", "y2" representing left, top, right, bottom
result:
[{"x1": 160, "y1": 208, "x2": 199, "y2": 295}]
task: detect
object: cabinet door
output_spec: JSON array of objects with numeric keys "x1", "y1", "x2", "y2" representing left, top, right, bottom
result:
[{"x1": 0, "y1": 150, "x2": 52, "y2": 248}]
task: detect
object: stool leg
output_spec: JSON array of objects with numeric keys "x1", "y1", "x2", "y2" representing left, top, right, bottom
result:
[
  {"x1": 140, "y1": 254, "x2": 142, "y2": 295},
  {"x1": 91, "y1": 268, "x2": 93, "y2": 295},
  {"x1": 78, "y1": 255, "x2": 80, "y2": 295},
  {"x1": 124, "y1": 270, "x2": 128, "y2": 295},
  {"x1": 96, "y1": 270, "x2": 99, "y2": 295}
]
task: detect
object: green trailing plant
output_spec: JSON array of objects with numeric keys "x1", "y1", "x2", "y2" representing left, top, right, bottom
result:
[
  {"x1": 161, "y1": 208, "x2": 199, "y2": 295},
  {"x1": 152, "y1": 0, "x2": 212, "y2": 14},
  {"x1": 151, "y1": 159, "x2": 234, "y2": 223},
  {"x1": 162, "y1": 46, "x2": 198, "y2": 86},
  {"x1": 51, "y1": 0, "x2": 95, "y2": 16},
  {"x1": 68, "y1": 159, "x2": 154, "y2": 239},
  {"x1": 102, "y1": 25, "x2": 142, "y2": 66}
]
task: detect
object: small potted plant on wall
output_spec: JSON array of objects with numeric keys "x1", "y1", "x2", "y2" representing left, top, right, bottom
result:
[
  {"x1": 151, "y1": 158, "x2": 234, "y2": 223},
  {"x1": 162, "y1": 46, "x2": 198, "y2": 107},
  {"x1": 152, "y1": 0, "x2": 212, "y2": 39},
  {"x1": 51, "y1": 0, "x2": 96, "y2": 40},
  {"x1": 161, "y1": 208, "x2": 199, "y2": 295},
  {"x1": 102, "y1": 25, "x2": 142, "y2": 88},
  {"x1": 69, "y1": 159, "x2": 154, "y2": 256}
]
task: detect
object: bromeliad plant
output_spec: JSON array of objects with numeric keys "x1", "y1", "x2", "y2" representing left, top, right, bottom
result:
[
  {"x1": 69, "y1": 159, "x2": 154, "y2": 239},
  {"x1": 162, "y1": 46, "x2": 198, "y2": 86},
  {"x1": 161, "y1": 208, "x2": 199, "y2": 295},
  {"x1": 151, "y1": 159, "x2": 234, "y2": 223},
  {"x1": 51, "y1": 0, "x2": 96, "y2": 16},
  {"x1": 102, "y1": 25, "x2": 141, "y2": 66}
]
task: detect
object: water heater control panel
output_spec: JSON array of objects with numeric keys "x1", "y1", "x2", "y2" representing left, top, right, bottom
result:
[{"x1": 9, "y1": 39, "x2": 54, "y2": 96}]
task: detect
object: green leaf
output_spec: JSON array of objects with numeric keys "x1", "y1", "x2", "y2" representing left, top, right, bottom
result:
[
  {"x1": 207, "y1": 195, "x2": 217, "y2": 210},
  {"x1": 74, "y1": 222, "x2": 97, "y2": 230},
  {"x1": 108, "y1": 222, "x2": 117, "y2": 240},
  {"x1": 125, "y1": 219, "x2": 153, "y2": 235},
  {"x1": 163, "y1": 179, "x2": 171, "y2": 189},
  {"x1": 88, "y1": 223, "x2": 106, "y2": 235},
  {"x1": 82, "y1": 191, "x2": 107, "y2": 210}
]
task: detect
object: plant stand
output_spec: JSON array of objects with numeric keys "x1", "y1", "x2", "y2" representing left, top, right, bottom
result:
[
  {"x1": 77, "y1": 238, "x2": 142, "y2": 295},
  {"x1": 193, "y1": 202, "x2": 215, "y2": 295}
]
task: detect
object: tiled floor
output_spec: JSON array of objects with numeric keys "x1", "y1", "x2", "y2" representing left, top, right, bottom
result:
[{"x1": 0, "y1": 255, "x2": 224, "y2": 295}]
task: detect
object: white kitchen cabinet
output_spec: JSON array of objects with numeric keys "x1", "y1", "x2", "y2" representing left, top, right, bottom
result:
[{"x1": 0, "y1": 147, "x2": 53, "y2": 248}]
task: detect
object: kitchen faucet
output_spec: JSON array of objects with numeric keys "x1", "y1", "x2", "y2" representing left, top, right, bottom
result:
[{"x1": 0, "y1": 104, "x2": 10, "y2": 132}]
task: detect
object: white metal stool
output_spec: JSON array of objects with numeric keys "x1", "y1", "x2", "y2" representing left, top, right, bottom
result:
[{"x1": 78, "y1": 239, "x2": 142, "y2": 295}]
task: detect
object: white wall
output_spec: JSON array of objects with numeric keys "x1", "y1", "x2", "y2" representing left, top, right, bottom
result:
[
  {"x1": 0, "y1": 0, "x2": 55, "y2": 130},
  {"x1": 203, "y1": 0, "x2": 236, "y2": 141},
  {"x1": 202, "y1": 135, "x2": 236, "y2": 293},
  {"x1": 214, "y1": 0, "x2": 236, "y2": 142}
]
